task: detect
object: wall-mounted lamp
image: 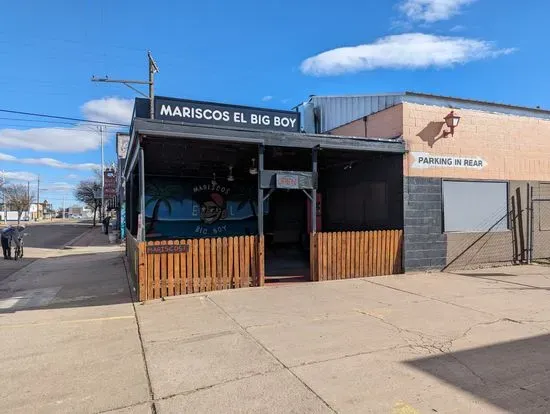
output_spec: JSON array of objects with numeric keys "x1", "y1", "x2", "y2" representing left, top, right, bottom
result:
[
  {"x1": 443, "y1": 111, "x2": 461, "y2": 137},
  {"x1": 227, "y1": 165, "x2": 234, "y2": 182}
]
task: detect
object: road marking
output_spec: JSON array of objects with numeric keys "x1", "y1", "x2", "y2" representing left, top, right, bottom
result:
[
  {"x1": 0, "y1": 297, "x2": 22, "y2": 309},
  {"x1": 393, "y1": 402, "x2": 420, "y2": 414},
  {"x1": 0, "y1": 315, "x2": 135, "y2": 329},
  {"x1": 0, "y1": 287, "x2": 62, "y2": 310}
]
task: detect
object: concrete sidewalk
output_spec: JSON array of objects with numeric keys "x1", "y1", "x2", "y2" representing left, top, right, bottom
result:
[
  {"x1": 137, "y1": 265, "x2": 550, "y2": 413},
  {"x1": 1, "y1": 237, "x2": 550, "y2": 413},
  {"x1": 0, "y1": 231, "x2": 146, "y2": 414}
]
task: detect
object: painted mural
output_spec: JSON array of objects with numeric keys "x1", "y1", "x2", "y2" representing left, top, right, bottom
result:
[{"x1": 144, "y1": 178, "x2": 265, "y2": 239}]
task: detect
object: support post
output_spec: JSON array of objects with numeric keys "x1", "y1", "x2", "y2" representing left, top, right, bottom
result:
[
  {"x1": 310, "y1": 146, "x2": 318, "y2": 281},
  {"x1": 257, "y1": 145, "x2": 265, "y2": 286},
  {"x1": 139, "y1": 148, "x2": 146, "y2": 241},
  {"x1": 516, "y1": 187, "x2": 526, "y2": 263},
  {"x1": 311, "y1": 146, "x2": 318, "y2": 234},
  {"x1": 526, "y1": 183, "x2": 531, "y2": 264},
  {"x1": 257, "y1": 145, "x2": 264, "y2": 236},
  {"x1": 529, "y1": 185, "x2": 535, "y2": 263}
]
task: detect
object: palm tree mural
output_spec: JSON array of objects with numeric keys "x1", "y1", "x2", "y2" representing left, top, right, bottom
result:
[
  {"x1": 228, "y1": 185, "x2": 258, "y2": 218},
  {"x1": 145, "y1": 182, "x2": 184, "y2": 235}
]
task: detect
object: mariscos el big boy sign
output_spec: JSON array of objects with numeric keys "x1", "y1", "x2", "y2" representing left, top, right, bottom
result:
[{"x1": 154, "y1": 96, "x2": 300, "y2": 132}]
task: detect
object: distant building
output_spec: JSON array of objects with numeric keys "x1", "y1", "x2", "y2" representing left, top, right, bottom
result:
[{"x1": 68, "y1": 205, "x2": 84, "y2": 216}]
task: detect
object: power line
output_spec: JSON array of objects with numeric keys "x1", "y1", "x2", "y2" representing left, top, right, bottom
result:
[
  {"x1": 0, "y1": 109, "x2": 129, "y2": 127},
  {"x1": 0, "y1": 123, "x2": 106, "y2": 133},
  {"x1": 0, "y1": 117, "x2": 81, "y2": 126}
]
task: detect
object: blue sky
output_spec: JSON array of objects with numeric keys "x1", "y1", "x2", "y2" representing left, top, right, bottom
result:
[{"x1": 1, "y1": 0, "x2": 549, "y2": 207}]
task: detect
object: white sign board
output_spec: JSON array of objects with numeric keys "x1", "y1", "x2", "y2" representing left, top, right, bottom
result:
[
  {"x1": 411, "y1": 152, "x2": 487, "y2": 170},
  {"x1": 116, "y1": 133, "x2": 130, "y2": 159}
]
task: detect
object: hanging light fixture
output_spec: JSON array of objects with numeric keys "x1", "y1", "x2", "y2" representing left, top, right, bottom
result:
[
  {"x1": 227, "y1": 165, "x2": 235, "y2": 182},
  {"x1": 249, "y1": 158, "x2": 258, "y2": 175},
  {"x1": 211, "y1": 172, "x2": 217, "y2": 186}
]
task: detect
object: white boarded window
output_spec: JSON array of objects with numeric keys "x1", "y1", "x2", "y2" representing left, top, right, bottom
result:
[{"x1": 443, "y1": 181, "x2": 508, "y2": 232}]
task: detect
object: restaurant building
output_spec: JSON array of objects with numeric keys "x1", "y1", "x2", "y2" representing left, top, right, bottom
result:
[
  {"x1": 302, "y1": 92, "x2": 550, "y2": 271},
  {"x1": 124, "y1": 96, "x2": 405, "y2": 300}
]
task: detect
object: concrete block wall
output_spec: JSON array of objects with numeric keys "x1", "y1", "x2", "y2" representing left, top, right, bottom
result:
[{"x1": 403, "y1": 176, "x2": 447, "y2": 270}]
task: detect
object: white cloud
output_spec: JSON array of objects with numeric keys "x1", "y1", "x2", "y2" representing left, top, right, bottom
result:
[
  {"x1": 81, "y1": 97, "x2": 134, "y2": 125},
  {"x1": 0, "y1": 127, "x2": 104, "y2": 153},
  {"x1": 0, "y1": 152, "x2": 99, "y2": 171},
  {"x1": 1, "y1": 171, "x2": 38, "y2": 182},
  {"x1": 261, "y1": 95, "x2": 273, "y2": 102},
  {"x1": 450, "y1": 24, "x2": 466, "y2": 32},
  {"x1": 66, "y1": 174, "x2": 79, "y2": 180},
  {"x1": 300, "y1": 33, "x2": 515, "y2": 76},
  {"x1": 399, "y1": 0, "x2": 476, "y2": 23},
  {"x1": 0, "y1": 97, "x2": 132, "y2": 153}
]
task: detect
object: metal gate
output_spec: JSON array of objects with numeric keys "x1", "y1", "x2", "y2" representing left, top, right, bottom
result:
[{"x1": 529, "y1": 183, "x2": 550, "y2": 263}]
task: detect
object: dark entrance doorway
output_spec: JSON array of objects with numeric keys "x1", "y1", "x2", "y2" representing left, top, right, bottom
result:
[
  {"x1": 260, "y1": 146, "x2": 317, "y2": 283},
  {"x1": 265, "y1": 189, "x2": 309, "y2": 282}
]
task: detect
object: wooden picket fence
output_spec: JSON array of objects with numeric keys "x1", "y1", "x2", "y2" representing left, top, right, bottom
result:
[
  {"x1": 126, "y1": 229, "x2": 403, "y2": 301},
  {"x1": 137, "y1": 235, "x2": 265, "y2": 300},
  {"x1": 311, "y1": 230, "x2": 403, "y2": 281}
]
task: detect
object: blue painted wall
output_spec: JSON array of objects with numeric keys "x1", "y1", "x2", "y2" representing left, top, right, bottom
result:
[{"x1": 144, "y1": 178, "x2": 266, "y2": 239}]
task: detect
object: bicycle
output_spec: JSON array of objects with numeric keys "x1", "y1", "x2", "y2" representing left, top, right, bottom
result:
[{"x1": 13, "y1": 237, "x2": 24, "y2": 261}]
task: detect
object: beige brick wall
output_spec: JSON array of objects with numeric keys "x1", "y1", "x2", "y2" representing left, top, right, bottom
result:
[
  {"x1": 403, "y1": 102, "x2": 550, "y2": 181},
  {"x1": 330, "y1": 104, "x2": 403, "y2": 138}
]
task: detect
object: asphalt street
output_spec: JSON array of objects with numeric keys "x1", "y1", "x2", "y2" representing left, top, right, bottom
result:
[
  {"x1": 0, "y1": 222, "x2": 91, "y2": 282},
  {"x1": 19, "y1": 222, "x2": 91, "y2": 249}
]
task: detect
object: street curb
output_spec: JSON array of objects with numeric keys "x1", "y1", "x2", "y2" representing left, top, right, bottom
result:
[{"x1": 63, "y1": 226, "x2": 97, "y2": 249}]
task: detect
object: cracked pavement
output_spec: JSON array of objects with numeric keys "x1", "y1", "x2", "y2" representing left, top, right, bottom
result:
[
  {"x1": 2, "y1": 251, "x2": 550, "y2": 413},
  {"x1": 134, "y1": 265, "x2": 550, "y2": 413}
]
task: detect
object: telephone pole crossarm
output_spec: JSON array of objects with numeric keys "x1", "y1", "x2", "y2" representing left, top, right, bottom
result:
[
  {"x1": 90, "y1": 76, "x2": 150, "y2": 85},
  {"x1": 91, "y1": 51, "x2": 160, "y2": 119}
]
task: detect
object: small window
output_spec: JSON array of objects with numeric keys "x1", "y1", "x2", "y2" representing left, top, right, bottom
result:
[{"x1": 443, "y1": 181, "x2": 508, "y2": 232}]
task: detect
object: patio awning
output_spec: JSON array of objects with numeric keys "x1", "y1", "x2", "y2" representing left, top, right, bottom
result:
[{"x1": 124, "y1": 118, "x2": 405, "y2": 179}]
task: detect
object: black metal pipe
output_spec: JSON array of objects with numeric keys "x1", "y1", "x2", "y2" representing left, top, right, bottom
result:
[
  {"x1": 311, "y1": 146, "x2": 318, "y2": 234},
  {"x1": 257, "y1": 145, "x2": 264, "y2": 236}
]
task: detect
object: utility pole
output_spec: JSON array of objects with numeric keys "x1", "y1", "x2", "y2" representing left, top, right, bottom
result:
[
  {"x1": 91, "y1": 51, "x2": 159, "y2": 119},
  {"x1": 100, "y1": 125, "x2": 105, "y2": 221},
  {"x1": 148, "y1": 51, "x2": 158, "y2": 119},
  {"x1": 36, "y1": 175, "x2": 40, "y2": 221},
  {"x1": 27, "y1": 181, "x2": 30, "y2": 221},
  {"x1": 1, "y1": 171, "x2": 6, "y2": 224},
  {"x1": 62, "y1": 195, "x2": 65, "y2": 221}
]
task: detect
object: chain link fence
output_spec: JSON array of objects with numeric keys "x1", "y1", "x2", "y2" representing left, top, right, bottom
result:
[
  {"x1": 530, "y1": 183, "x2": 550, "y2": 263},
  {"x1": 443, "y1": 184, "x2": 540, "y2": 272}
]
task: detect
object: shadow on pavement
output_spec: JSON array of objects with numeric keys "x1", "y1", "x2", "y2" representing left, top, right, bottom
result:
[
  {"x1": 453, "y1": 272, "x2": 517, "y2": 277},
  {"x1": 405, "y1": 334, "x2": 550, "y2": 412}
]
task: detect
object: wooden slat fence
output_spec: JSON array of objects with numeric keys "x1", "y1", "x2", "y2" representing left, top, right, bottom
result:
[
  {"x1": 311, "y1": 230, "x2": 403, "y2": 281},
  {"x1": 143, "y1": 235, "x2": 264, "y2": 300},
  {"x1": 126, "y1": 230, "x2": 140, "y2": 289}
]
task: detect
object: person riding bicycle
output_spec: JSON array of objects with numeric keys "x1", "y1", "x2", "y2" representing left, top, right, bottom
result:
[{"x1": 1, "y1": 225, "x2": 25, "y2": 260}]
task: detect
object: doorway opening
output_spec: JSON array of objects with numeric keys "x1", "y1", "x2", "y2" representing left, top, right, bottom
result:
[
  {"x1": 264, "y1": 189, "x2": 310, "y2": 282},
  {"x1": 262, "y1": 146, "x2": 314, "y2": 282}
]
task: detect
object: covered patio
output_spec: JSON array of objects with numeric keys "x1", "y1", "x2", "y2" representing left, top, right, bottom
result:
[{"x1": 124, "y1": 101, "x2": 405, "y2": 301}]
